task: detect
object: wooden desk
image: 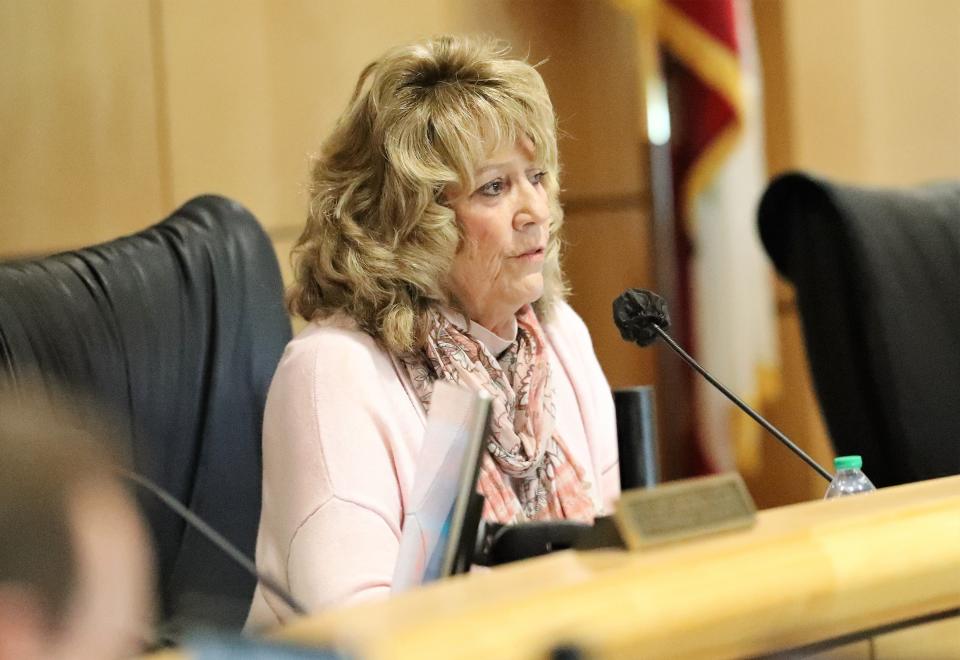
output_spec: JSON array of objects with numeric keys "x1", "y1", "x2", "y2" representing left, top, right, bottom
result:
[{"x1": 270, "y1": 475, "x2": 960, "y2": 659}]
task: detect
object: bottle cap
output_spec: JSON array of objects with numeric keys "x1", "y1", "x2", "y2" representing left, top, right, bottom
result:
[{"x1": 834, "y1": 455, "x2": 863, "y2": 470}]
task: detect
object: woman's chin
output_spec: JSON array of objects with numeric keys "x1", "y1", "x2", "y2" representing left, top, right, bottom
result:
[{"x1": 513, "y1": 278, "x2": 545, "y2": 309}]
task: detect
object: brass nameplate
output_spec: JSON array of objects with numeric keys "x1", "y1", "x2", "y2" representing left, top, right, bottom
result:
[{"x1": 613, "y1": 472, "x2": 756, "y2": 549}]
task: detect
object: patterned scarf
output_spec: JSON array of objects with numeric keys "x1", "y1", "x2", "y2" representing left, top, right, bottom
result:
[{"x1": 403, "y1": 305, "x2": 596, "y2": 525}]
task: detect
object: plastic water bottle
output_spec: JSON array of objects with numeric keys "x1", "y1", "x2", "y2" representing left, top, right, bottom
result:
[{"x1": 824, "y1": 455, "x2": 876, "y2": 499}]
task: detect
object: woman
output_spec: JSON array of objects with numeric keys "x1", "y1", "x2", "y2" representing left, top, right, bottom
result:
[{"x1": 247, "y1": 34, "x2": 619, "y2": 627}]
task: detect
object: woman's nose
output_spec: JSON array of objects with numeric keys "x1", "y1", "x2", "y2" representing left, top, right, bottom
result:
[{"x1": 514, "y1": 180, "x2": 549, "y2": 229}]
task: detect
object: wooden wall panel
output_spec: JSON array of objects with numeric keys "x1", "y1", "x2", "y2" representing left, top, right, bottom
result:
[
  {"x1": 157, "y1": 0, "x2": 453, "y2": 235},
  {"x1": 463, "y1": 0, "x2": 648, "y2": 200},
  {"x1": 782, "y1": 0, "x2": 960, "y2": 185},
  {"x1": 778, "y1": 0, "x2": 870, "y2": 182},
  {"x1": 858, "y1": 0, "x2": 960, "y2": 184},
  {"x1": 0, "y1": 0, "x2": 166, "y2": 256},
  {"x1": 562, "y1": 208, "x2": 655, "y2": 389}
]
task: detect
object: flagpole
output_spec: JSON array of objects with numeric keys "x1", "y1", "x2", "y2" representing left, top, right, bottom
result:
[{"x1": 631, "y1": 0, "x2": 694, "y2": 481}]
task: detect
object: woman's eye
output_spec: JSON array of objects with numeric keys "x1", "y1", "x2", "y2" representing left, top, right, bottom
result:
[
  {"x1": 531, "y1": 171, "x2": 547, "y2": 185},
  {"x1": 478, "y1": 179, "x2": 505, "y2": 196}
]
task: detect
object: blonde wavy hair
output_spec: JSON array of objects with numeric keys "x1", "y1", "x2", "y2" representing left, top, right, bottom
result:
[{"x1": 287, "y1": 34, "x2": 567, "y2": 355}]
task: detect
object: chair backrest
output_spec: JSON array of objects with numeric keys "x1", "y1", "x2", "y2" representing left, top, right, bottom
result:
[
  {"x1": 0, "y1": 195, "x2": 292, "y2": 630},
  {"x1": 758, "y1": 172, "x2": 960, "y2": 487}
]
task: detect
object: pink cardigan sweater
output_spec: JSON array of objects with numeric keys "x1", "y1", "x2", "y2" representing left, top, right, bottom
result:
[{"x1": 246, "y1": 301, "x2": 619, "y2": 629}]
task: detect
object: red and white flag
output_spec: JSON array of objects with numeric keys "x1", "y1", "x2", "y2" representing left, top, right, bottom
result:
[{"x1": 622, "y1": 0, "x2": 780, "y2": 474}]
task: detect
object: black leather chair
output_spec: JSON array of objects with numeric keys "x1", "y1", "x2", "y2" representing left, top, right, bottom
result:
[
  {"x1": 758, "y1": 172, "x2": 960, "y2": 487},
  {"x1": 0, "y1": 196, "x2": 291, "y2": 632}
]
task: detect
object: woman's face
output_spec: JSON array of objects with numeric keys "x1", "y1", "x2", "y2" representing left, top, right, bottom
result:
[{"x1": 447, "y1": 139, "x2": 550, "y2": 337}]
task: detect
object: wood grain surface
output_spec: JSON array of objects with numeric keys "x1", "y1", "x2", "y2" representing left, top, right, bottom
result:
[{"x1": 265, "y1": 475, "x2": 960, "y2": 659}]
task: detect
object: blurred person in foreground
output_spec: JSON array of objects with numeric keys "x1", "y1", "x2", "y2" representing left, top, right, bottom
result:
[
  {"x1": 0, "y1": 391, "x2": 154, "y2": 659},
  {"x1": 247, "y1": 34, "x2": 619, "y2": 627}
]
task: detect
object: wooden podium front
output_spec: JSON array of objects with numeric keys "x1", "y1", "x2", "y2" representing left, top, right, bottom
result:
[{"x1": 268, "y1": 475, "x2": 959, "y2": 659}]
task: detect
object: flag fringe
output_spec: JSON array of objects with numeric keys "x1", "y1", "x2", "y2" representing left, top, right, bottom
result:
[{"x1": 732, "y1": 363, "x2": 783, "y2": 476}]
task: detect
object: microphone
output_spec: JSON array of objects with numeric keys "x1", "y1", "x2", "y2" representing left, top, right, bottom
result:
[
  {"x1": 613, "y1": 289, "x2": 832, "y2": 483},
  {"x1": 120, "y1": 469, "x2": 308, "y2": 616}
]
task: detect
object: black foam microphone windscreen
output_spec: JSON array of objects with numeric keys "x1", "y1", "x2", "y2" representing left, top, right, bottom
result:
[{"x1": 612, "y1": 289, "x2": 671, "y2": 347}]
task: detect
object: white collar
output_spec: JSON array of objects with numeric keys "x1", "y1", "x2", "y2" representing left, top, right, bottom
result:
[{"x1": 439, "y1": 307, "x2": 517, "y2": 357}]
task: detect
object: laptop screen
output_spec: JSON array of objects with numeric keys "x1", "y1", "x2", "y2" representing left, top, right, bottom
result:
[{"x1": 391, "y1": 381, "x2": 492, "y2": 591}]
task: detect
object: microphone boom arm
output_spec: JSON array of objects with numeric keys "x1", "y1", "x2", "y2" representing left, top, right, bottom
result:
[
  {"x1": 651, "y1": 324, "x2": 833, "y2": 483},
  {"x1": 121, "y1": 469, "x2": 308, "y2": 616}
]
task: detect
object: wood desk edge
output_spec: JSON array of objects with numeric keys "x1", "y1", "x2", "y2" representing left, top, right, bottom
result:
[{"x1": 271, "y1": 475, "x2": 960, "y2": 659}]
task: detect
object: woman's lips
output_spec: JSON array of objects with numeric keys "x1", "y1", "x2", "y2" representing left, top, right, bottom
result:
[{"x1": 514, "y1": 246, "x2": 545, "y2": 259}]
